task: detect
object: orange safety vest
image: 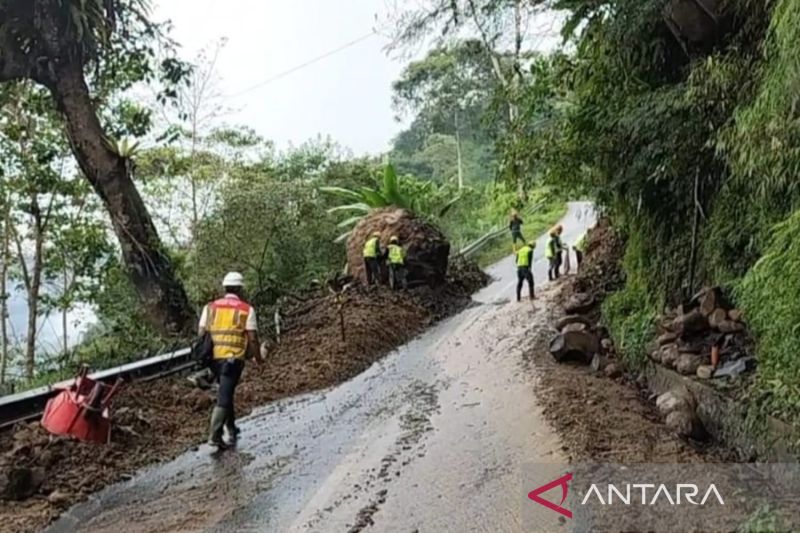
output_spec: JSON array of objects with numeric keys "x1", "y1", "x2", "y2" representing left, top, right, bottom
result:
[{"x1": 207, "y1": 296, "x2": 252, "y2": 360}]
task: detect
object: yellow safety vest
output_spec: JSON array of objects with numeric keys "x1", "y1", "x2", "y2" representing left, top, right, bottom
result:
[
  {"x1": 516, "y1": 245, "x2": 533, "y2": 268},
  {"x1": 207, "y1": 297, "x2": 251, "y2": 360},
  {"x1": 388, "y1": 244, "x2": 405, "y2": 265},
  {"x1": 363, "y1": 237, "x2": 379, "y2": 258},
  {"x1": 546, "y1": 237, "x2": 557, "y2": 259},
  {"x1": 575, "y1": 232, "x2": 588, "y2": 253}
]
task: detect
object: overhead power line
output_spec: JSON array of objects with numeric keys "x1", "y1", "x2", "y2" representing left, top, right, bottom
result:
[{"x1": 226, "y1": 31, "x2": 377, "y2": 98}]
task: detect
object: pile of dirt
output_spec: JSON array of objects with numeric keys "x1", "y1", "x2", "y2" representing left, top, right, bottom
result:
[
  {"x1": 0, "y1": 269, "x2": 486, "y2": 532},
  {"x1": 347, "y1": 207, "x2": 450, "y2": 286},
  {"x1": 571, "y1": 217, "x2": 625, "y2": 302}
]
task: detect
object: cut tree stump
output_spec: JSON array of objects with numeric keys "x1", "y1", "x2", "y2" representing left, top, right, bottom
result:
[{"x1": 549, "y1": 330, "x2": 600, "y2": 364}]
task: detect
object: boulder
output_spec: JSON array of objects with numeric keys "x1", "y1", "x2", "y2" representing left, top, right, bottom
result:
[
  {"x1": 604, "y1": 363, "x2": 622, "y2": 379},
  {"x1": 562, "y1": 323, "x2": 588, "y2": 333},
  {"x1": 0, "y1": 467, "x2": 45, "y2": 501},
  {"x1": 549, "y1": 330, "x2": 600, "y2": 364},
  {"x1": 564, "y1": 293, "x2": 595, "y2": 315},
  {"x1": 675, "y1": 353, "x2": 704, "y2": 376},
  {"x1": 555, "y1": 314, "x2": 592, "y2": 332},
  {"x1": 48, "y1": 490, "x2": 72, "y2": 505},
  {"x1": 696, "y1": 365, "x2": 714, "y2": 379},
  {"x1": 708, "y1": 308, "x2": 728, "y2": 330},
  {"x1": 666, "y1": 409, "x2": 706, "y2": 440},
  {"x1": 657, "y1": 332, "x2": 678, "y2": 346},
  {"x1": 659, "y1": 344, "x2": 680, "y2": 368},
  {"x1": 671, "y1": 309, "x2": 709, "y2": 338},
  {"x1": 590, "y1": 353, "x2": 605, "y2": 373},
  {"x1": 728, "y1": 309, "x2": 744, "y2": 322},
  {"x1": 718, "y1": 320, "x2": 745, "y2": 334},
  {"x1": 656, "y1": 387, "x2": 696, "y2": 416},
  {"x1": 601, "y1": 338, "x2": 614, "y2": 351},
  {"x1": 698, "y1": 287, "x2": 724, "y2": 317},
  {"x1": 346, "y1": 207, "x2": 450, "y2": 286}
]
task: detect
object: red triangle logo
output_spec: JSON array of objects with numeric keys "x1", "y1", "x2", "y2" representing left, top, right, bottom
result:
[{"x1": 527, "y1": 472, "x2": 573, "y2": 519}]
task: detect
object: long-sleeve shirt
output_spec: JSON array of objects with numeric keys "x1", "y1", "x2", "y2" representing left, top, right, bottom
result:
[{"x1": 509, "y1": 217, "x2": 524, "y2": 233}]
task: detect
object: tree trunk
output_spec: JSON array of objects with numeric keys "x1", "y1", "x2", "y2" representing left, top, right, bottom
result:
[
  {"x1": 454, "y1": 110, "x2": 464, "y2": 190},
  {"x1": 24, "y1": 206, "x2": 43, "y2": 380},
  {"x1": 0, "y1": 202, "x2": 9, "y2": 385},
  {"x1": 47, "y1": 59, "x2": 195, "y2": 337}
]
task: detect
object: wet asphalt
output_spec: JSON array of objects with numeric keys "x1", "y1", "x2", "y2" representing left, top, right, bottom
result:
[{"x1": 48, "y1": 202, "x2": 596, "y2": 533}]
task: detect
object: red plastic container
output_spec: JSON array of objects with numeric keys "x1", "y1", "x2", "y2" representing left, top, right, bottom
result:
[{"x1": 41, "y1": 368, "x2": 122, "y2": 444}]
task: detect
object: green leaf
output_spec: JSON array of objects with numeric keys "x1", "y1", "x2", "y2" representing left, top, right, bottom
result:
[
  {"x1": 319, "y1": 186, "x2": 364, "y2": 202},
  {"x1": 438, "y1": 194, "x2": 462, "y2": 217},
  {"x1": 326, "y1": 203, "x2": 371, "y2": 215},
  {"x1": 359, "y1": 187, "x2": 389, "y2": 208},
  {"x1": 334, "y1": 230, "x2": 352, "y2": 243}
]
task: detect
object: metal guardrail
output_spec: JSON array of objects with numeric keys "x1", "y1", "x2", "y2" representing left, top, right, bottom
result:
[
  {"x1": 0, "y1": 347, "x2": 194, "y2": 431},
  {"x1": 458, "y1": 201, "x2": 546, "y2": 259}
]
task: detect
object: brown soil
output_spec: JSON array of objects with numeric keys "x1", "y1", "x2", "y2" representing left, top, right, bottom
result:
[
  {"x1": 526, "y1": 283, "x2": 720, "y2": 464},
  {"x1": 0, "y1": 266, "x2": 487, "y2": 533},
  {"x1": 525, "y1": 219, "x2": 731, "y2": 464}
]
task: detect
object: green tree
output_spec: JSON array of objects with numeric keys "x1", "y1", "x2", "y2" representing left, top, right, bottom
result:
[{"x1": 0, "y1": 0, "x2": 195, "y2": 336}]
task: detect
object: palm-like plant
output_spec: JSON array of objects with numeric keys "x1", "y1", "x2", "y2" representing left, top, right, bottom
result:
[{"x1": 321, "y1": 163, "x2": 461, "y2": 242}]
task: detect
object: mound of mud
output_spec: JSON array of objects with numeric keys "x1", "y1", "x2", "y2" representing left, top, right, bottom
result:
[
  {"x1": 572, "y1": 217, "x2": 625, "y2": 301},
  {"x1": 347, "y1": 207, "x2": 450, "y2": 286},
  {"x1": 0, "y1": 264, "x2": 487, "y2": 531}
]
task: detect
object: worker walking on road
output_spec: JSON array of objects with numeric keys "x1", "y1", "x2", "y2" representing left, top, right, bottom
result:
[
  {"x1": 573, "y1": 231, "x2": 588, "y2": 271},
  {"x1": 363, "y1": 232, "x2": 383, "y2": 286},
  {"x1": 515, "y1": 240, "x2": 536, "y2": 302},
  {"x1": 509, "y1": 210, "x2": 525, "y2": 251},
  {"x1": 546, "y1": 225, "x2": 566, "y2": 281},
  {"x1": 199, "y1": 272, "x2": 263, "y2": 449},
  {"x1": 386, "y1": 236, "x2": 408, "y2": 291}
]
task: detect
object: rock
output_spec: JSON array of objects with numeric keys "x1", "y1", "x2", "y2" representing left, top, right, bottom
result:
[
  {"x1": 657, "y1": 332, "x2": 677, "y2": 346},
  {"x1": 0, "y1": 467, "x2": 45, "y2": 501},
  {"x1": 564, "y1": 293, "x2": 595, "y2": 315},
  {"x1": 728, "y1": 309, "x2": 743, "y2": 322},
  {"x1": 677, "y1": 339, "x2": 704, "y2": 354},
  {"x1": 604, "y1": 363, "x2": 622, "y2": 379},
  {"x1": 672, "y1": 309, "x2": 709, "y2": 338},
  {"x1": 698, "y1": 287, "x2": 724, "y2": 317},
  {"x1": 718, "y1": 320, "x2": 745, "y2": 334},
  {"x1": 555, "y1": 314, "x2": 592, "y2": 332},
  {"x1": 549, "y1": 330, "x2": 600, "y2": 364},
  {"x1": 656, "y1": 387, "x2": 696, "y2": 416},
  {"x1": 659, "y1": 344, "x2": 680, "y2": 368},
  {"x1": 590, "y1": 353, "x2": 605, "y2": 373},
  {"x1": 47, "y1": 490, "x2": 71, "y2": 505},
  {"x1": 601, "y1": 338, "x2": 614, "y2": 351},
  {"x1": 666, "y1": 409, "x2": 706, "y2": 440},
  {"x1": 347, "y1": 207, "x2": 450, "y2": 286},
  {"x1": 562, "y1": 323, "x2": 588, "y2": 333},
  {"x1": 696, "y1": 365, "x2": 714, "y2": 379},
  {"x1": 648, "y1": 348, "x2": 662, "y2": 363},
  {"x1": 675, "y1": 353, "x2": 704, "y2": 376},
  {"x1": 708, "y1": 308, "x2": 728, "y2": 330}
]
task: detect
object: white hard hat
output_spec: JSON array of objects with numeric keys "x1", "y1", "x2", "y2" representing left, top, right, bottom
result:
[{"x1": 222, "y1": 272, "x2": 244, "y2": 287}]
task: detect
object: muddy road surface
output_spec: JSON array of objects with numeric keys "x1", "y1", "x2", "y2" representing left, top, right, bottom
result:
[{"x1": 49, "y1": 203, "x2": 596, "y2": 533}]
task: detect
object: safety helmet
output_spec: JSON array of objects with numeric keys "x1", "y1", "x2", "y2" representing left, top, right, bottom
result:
[
  {"x1": 390, "y1": 235, "x2": 399, "y2": 243},
  {"x1": 222, "y1": 272, "x2": 244, "y2": 288}
]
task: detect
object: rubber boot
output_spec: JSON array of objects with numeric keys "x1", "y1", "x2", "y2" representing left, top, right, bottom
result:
[
  {"x1": 208, "y1": 407, "x2": 228, "y2": 448},
  {"x1": 223, "y1": 409, "x2": 240, "y2": 446}
]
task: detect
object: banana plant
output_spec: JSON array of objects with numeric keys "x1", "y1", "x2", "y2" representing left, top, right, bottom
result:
[{"x1": 321, "y1": 162, "x2": 461, "y2": 243}]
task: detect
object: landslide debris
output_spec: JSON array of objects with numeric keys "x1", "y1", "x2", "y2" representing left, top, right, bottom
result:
[
  {"x1": 347, "y1": 207, "x2": 450, "y2": 286},
  {"x1": 0, "y1": 266, "x2": 487, "y2": 533}
]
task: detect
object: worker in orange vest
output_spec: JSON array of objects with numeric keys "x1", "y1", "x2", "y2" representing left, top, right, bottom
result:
[{"x1": 198, "y1": 272, "x2": 263, "y2": 448}]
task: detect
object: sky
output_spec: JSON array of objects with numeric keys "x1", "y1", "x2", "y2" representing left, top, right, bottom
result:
[{"x1": 153, "y1": 0, "x2": 407, "y2": 156}]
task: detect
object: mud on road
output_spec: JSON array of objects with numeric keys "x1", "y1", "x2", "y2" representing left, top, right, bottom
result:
[{"x1": 0, "y1": 263, "x2": 486, "y2": 533}]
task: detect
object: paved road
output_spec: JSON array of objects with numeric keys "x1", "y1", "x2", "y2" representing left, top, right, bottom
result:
[{"x1": 50, "y1": 202, "x2": 596, "y2": 533}]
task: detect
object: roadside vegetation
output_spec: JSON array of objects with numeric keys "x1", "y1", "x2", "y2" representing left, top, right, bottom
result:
[{"x1": 0, "y1": 2, "x2": 564, "y2": 393}]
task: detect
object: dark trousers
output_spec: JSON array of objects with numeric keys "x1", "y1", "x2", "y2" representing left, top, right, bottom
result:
[
  {"x1": 364, "y1": 258, "x2": 380, "y2": 285},
  {"x1": 389, "y1": 264, "x2": 407, "y2": 290},
  {"x1": 575, "y1": 250, "x2": 584, "y2": 270},
  {"x1": 517, "y1": 267, "x2": 534, "y2": 301},
  {"x1": 548, "y1": 254, "x2": 562, "y2": 281},
  {"x1": 511, "y1": 231, "x2": 525, "y2": 244},
  {"x1": 215, "y1": 358, "x2": 244, "y2": 429}
]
